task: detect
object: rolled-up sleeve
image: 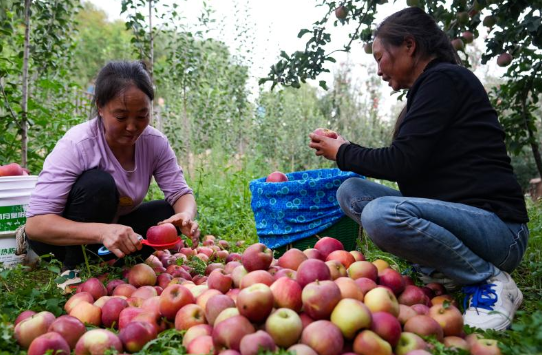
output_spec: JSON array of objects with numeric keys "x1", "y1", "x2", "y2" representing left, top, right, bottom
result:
[{"x1": 153, "y1": 139, "x2": 193, "y2": 206}]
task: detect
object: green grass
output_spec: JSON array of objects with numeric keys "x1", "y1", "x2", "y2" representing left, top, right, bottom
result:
[{"x1": 1, "y1": 156, "x2": 541, "y2": 354}]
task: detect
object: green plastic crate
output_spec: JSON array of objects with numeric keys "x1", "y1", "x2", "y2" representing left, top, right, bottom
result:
[{"x1": 272, "y1": 216, "x2": 362, "y2": 257}]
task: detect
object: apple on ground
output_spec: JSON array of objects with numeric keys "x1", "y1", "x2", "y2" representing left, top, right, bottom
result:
[
  {"x1": 183, "y1": 324, "x2": 213, "y2": 348},
  {"x1": 196, "y1": 289, "x2": 222, "y2": 310},
  {"x1": 132, "y1": 311, "x2": 166, "y2": 335},
  {"x1": 270, "y1": 276, "x2": 303, "y2": 312},
  {"x1": 275, "y1": 268, "x2": 296, "y2": 279},
  {"x1": 394, "y1": 332, "x2": 428, "y2": 355},
  {"x1": 404, "y1": 314, "x2": 443, "y2": 342},
  {"x1": 326, "y1": 250, "x2": 355, "y2": 269},
  {"x1": 27, "y1": 332, "x2": 70, "y2": 355},
  {"x1": 14, "y1": 310, "x2": 36, "y2": 326},
  {"x1": 239, "y1": 330, "x2": 276, "y2": 355},
  {"x1": 266, "y1": 171, "x2": 288, "y2": 183},
  {"x1": 348, "y1": 261, "x2": 378, "y2": 281},
  {"x1": 141, "y1": 295, "x2": 161, "y2": 314},
  {"x1": 118, "y1": 307, "x2": 145, "y2": 330},
  {"x1": 239, "y1": 269, "x2": 275, "y2": 289},
  {"x1": 236, "y1": 283, "x2": 274, "y2": 323},
  {"x1": 302, "y1": 280, "x2": 342, "y2": 320},
  {"x1": 69, "y1": 301, "x2": 102, "y2": 327},
  {"x1": 425, "y1": 282, "x2": 446, "y2": 296},
  {"x1": 159, "y1": 284, "x2": 196, "y2": 320},
  {"x1": 14, "y1": 311, "x2": 56, "y2": 349},
  {"x1": 112, "y1": 283, "x2": 137, "y2": 298},
  {"x1": 398, "y1": 285, "x2": 428, "y2": 306},
  {"x1": 398, "y1": 304, "x2": 418, "y2": 325},
  {"x1": 131, "y1": 285, "x2": 158, "y2": 300},
  {"x1": 175, "y1": 304, "x2": 206, "y2": 330},
  {"x1": 354, "y1": 277, "x2": 378, "y2": 295},
  {"x1": 349, "y1": 250, "x2": 365, "y2": 261},
  {"x1": 214, "y1": 307, "x2": 240, "y2": 326},
  {"x1": 428, "y1": 304, "x2": 464, "y2": 337},
  {"x1": 241, "y1": 243, "x2": 273, "y2": 272},
  {"x1": 364, "y1": 286, "x2": 400, "y2": 317},
  {"x1": 147, "y1": 222, "x2": 178, "y2": 245},
  {"x1": 334, "y1": 277, "x2": 364, "y2": 301},
  {"x1": 47, "y1": 315, "x2": 86, "y2": 350},
  {"x1": 207, "y1": 269, "x2": 233, "y2": 293},
  {"x1": 378, "y1": 268, "x2": 405, "y2": 295},
  {"x1": 326, "y1": 259, "x2": 348, "y2": 279},
  {"x1": 288, "y1": 344, "x2": 319, "y2": 355},
  {"x1": 119, "y1": 321, "x2": 157, "y2": 353},
  {"x1": 205, "y1": 262, "x2": 225, "y2": 276},
  {"x1": 296, "y1": 259, "x2": 332, "y2": 288},
  {"x1": 187, "y1": 335, "x2": 216, "y2": 355},
  {"x1": 74, "y1": 329, "x2": 123, "y2": 355},
  {"x1": 212, "y1": 315, "x2": 256, "y2": 351},
  {"x1": 443, "y1": 336, "x2": 470, "y2": 352},
  {"x1": 128, "y1": 263, "x2": 157, "y2": 287},
  {"x1": 372, "y1": 259, "x2": 390, "y2": 273},
  {"x1": 314, "y1": 237, "x2": 344, "y2": 259},
  {"x1": 224, "y1": 261, "x2": 242, "y2": 274},
  {"x1": 303, "y1": 248, "x2": 325, "y2": 260},
  {"x1": 79, "y1": 277, "x2": 107, "y2": 301},
  {"x1": 106, "y1": 279, "x2": 126, "y2": 295},
  {"x1": 330, "y1": 298, "x2": 372, "y2": 339},
  {"x1": 353, "y1": 330, "x2": 392, "y2": 355},
  {"x1": 265, "y1": 308, "x2": 303, "y2": 348},
  {"x1": 370, "y1": 311, "x2": 402, "y2": 348},
  {"x1": 205, "y1": 295, "x2": 235, "y2": 326},
  {"x1": 226, "y1": 253, "x2": 242, "y2": 263},
  {"x1": 470, "y1": 338, "x2": 502, "y2": 355},
  {"x1": 411, "y1": 304, "x2": 430, "y2": 315},
  {"x1": 278, "y1": 248, "x2": 307, "y2": 270},
  {"x1": 301, "y1": 320, "x2": 344, "y2": 355}
]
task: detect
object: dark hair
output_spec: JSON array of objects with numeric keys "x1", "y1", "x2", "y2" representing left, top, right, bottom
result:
[
  {"x1": 375, "y1": 8, "x2": 460, "y2": 139},
  {"x1": 375, "y1": 7, "x2": 461, "y2": 65},
  {"x1": 91, "y1": 61, "x2": 154, "y2": 117}
]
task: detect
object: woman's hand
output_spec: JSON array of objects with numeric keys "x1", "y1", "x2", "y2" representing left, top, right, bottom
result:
[
  {"x1": 159, "y1": 212, "x2": 201, "y2": 248},
  {"x1": 308, "y1": 133, "x2": 349, "y2": 161},
  {"x1": 100, "y1": 224, "x2": 142, "y2": 258}
]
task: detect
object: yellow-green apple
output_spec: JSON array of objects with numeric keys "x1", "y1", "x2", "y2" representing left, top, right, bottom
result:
[
  {"x1": 303, "y1": 248, "x2": 325, "y2": 261},
  {"x1": 101, "y1": 297, "x2": 129, "y2": 329},
  {"x1": 126, "y1": 296, "x2": 144, "y2": 307},
  {"x1": 79, "y1": 277, "x2": 107, "y2": 301},
  {"x1": 334, "y1": 277, "x2": 364, "y2": 301},
  {"x1": 189, "y1": 284, "x2": 209, "y2": 298},
  {"x1": 48, "y1": 315, "x2": 86, "y2": 350},
  {"x1": 270, "y1": 276, "x2": 303, "y2": 312},
  {"x1": 265, "y1": 308, "x2": 303, "y2": 347},
  {"x1": 159, "y1": 284, "x2": 196, "y2": 320},
  {"x1": 296, "y1": 259, "x2": 332, "y2": 288},
  {"x1": 212, "y1": 315, "x2": 256, "y2": 351},
  {"x1": 394, "y1": 332, "x2": 427, "y2": 355},
  {"x1": 330, "y1": 298, "x2": 372, "y2": 339},
  {"x1": 470, "y1": 338, "x2": 502, "y2": 355},
  {"x1": 74, "y1": 329, "x2": 123, "y2": 355},
  {"x1": 147, "y1": 222, "x2": 178, "y2": 245},
  {"x1": 372, "y1": 259, "x2": 389, "y2": 273},
  {"x1": 353, "y1": 330, "x2": 392, "y2": 355},
  {"x1": 288, "y1": 344, "x2": 318, "y2": 355},
  {"x1": 302, "y1": 280, "x2": 341, "y2": 320},
  {"x1": 128, "y1": 263, "x2": 157, "y2": 287},
  {"x1": 214, "y1": 307, "x2": 240, "y2": 326},
  {"x1": 404, "y1": 314, "x2": 444, "y2": 342},
  {"x1": 231, "y1": 265, "x2": 248, "y2": 288},
  {"x1": 183, "y1": 324, "x2": 213, "y2": 348},
  {"x1": 94, "y1": 296, "x2": 113, "y2": 308},
  {"x1": 370, "y1": 311, "x2": 402, "y2": 347},
  {"x1": 443, "y1": 336, "x2": 470, "y2": 351},
  {"x1": 69, "y1": 300, "x2": 101, "y2": 326},
  {"x1": 119, "y1": 321, "x2": 157, "y2": 353},
  {"x1": 278, "y1": 248, "x2": 308, "y2": 270},
  {"x1": 275, "y1": 268, "x2": 297, "y2": 280},
  {"x1": 175, "y1": 304, "x2": 206, "y2": 330},
  {"x1": 326, "y1": 250, "x2": 355, "y2": 269},
  {"x1": 429, "y1": 304, "x2": 463, "y2": 337},
  {"x1": 348, "y1": 261, "x2": 378, "y2": 281},
  {"x1": 350, "y1": 250, "x2": 365, "y2": 261},
  {"x1": 196, "y1": 289, "x2": 222, "y2": 310},
  {"x1": 236, "y1": 283, "x2": 274, "y2": 323},
  {"x1": 301, "y1": 320, "x2": 344, "y2": 355},
  {"x1": 398, "y1": 285, "x2": 427, "y2": 306},
  {"x1": 326, "y1": 259, "x2": 348, "y2": 280},
  {"x1": 314, "y1": 237, "x2": 344, "y2": 259},
  {"x1": 266, "y1": 171, "x2": 288, "y2": 183},
  {"x1": 208, "y1": 269, "x2": 233, "y2": 293},
  {"x1": 205, "y1": 294, "x2": 236, "y2": 325},
  {"x1": 364, "y1": 287, "x2": 400, "y2": 317},
  {"x1": 239, "y1": 330, "x2": 276, "y2": 355},
  {"x1": 187, "y1": 335, "x2": 216, "y2": 355},
  {"x1": 14, "y1": 310, "x2": 36, "y2": 326},
  {"x1": 241, "y1": 243, "x2": 273, "y2": 272},
  {"x1": 398, "y1": 304, "x2": 418, "y2": 325},
  {"x1": 14, "y1": 311, "x2": 56, "y2": 349},
  {"x1": 239, "y1": 270, "x2": 274, "y2": 289},
  {"x1": 378, "y1": 268, "x2": 405, "y2": 295},
  {"x1": 354, "y1": 277, "x2": 378, "y2": 295},
  {"x1": 113, "y1": 283, "x2": 137, "y2": 298},
  {"x1": 27, "y1": 332, "x2": 70, "y2": 355}
]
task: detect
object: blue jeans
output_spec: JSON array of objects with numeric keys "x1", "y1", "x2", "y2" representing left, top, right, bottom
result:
[{"x1": 336, "y1": 178, "x2": 529, "y2": 285}]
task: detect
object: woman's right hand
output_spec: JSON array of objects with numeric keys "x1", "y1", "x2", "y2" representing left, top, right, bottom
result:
[{"x1": 99, "y1": 224, "x2": 142, "y2": 258}]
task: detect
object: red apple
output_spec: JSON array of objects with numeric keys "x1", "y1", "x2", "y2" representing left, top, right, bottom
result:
[
  {"x1": 112, "y1": 283, "x2": 137, "y2": 298},
  {"x1": 118, "y1": 307, "x2": 145, "y2": 330},
  {"x1": 239, "y1": 330, "x2": 276, "y2": 355},
  {"x1": 236, "y1": 283, "x2": 274, "y2": 323},
  {"x1": 27, "y1": 332, "x2": 70, "y2": 355},
  {"x1": 334, "y1": 6, "x2": 348, "y2": 20},
  {"x1": 212, "y1": 315, "x2": 256, "y2": 351},
  {"x1": 398, "y1": 304, "x2": 418, "y2": 325},
  {"x1": 128, "y1": 263, "x2": 157, "y2": 287},
  {"x1": 303, "y1": 248, "x2": 325, "y2": 260},
  {"x1": 106, "y1": 279, "x2": 126, "y2": 295},
  {"x1": 378, "y1": 268, "x2": 405, "y2": 295},
  {"x1": 270, "y1": 276, "x2": 303, "y2": 312},
  {"x1": 15, "y1": 310, "x2": 37, "y2": 326},
  {"x1": 334, "y1": 277, "x2": 364, "y2": 301},
  {"x1": 326, "y1": 250, "x2": 355, "y2": 269},
  {"x1": 147, "y1": 222, "x2": 178, "y2": 245},
  {"x1": 175, "y1": 304, "x2": 206, "y2": 330},
  {"x1": 314, "y1": 237, "x2": 344, "y2": 259},
  {"x1": 348, "y1": 261, "x2": 378, "y2": 281},
  {"x1": 239, "y1": 270, "x2": 274, "y2": 289},
  {"x1": 14, "y1": 311, "x2": 56, "y2": 349},
  {"x1": 48, "y1": 315, "x2": 86, "y2": 349},
  {"x1": 398, "y1": 285, "x2": 427, "y2": 306},
  {"x1": 205, "y1": 294, "x2": 236, "y2": 325},
  {"x1": 266, "y1": 171, "x2": 288, "y2": 182},
  {"x1": 131, "y1": 285, "x2": 158, "y2": 300},
  {"x1": 183, "y1": 324, "x2": 213, "y2": 347},
  {"x1": 404, "y1": 315, "x2": 444, "y2": 342},
  {"x1": 354, "y1": 277, "x2": 378, "y2": 295},
  {"x1": 79, "y1": 277, "x2": 107, "y2": 301},
  {"x1": 159, "y1": 284, "x2": 196, "y2": 320},
  {"x1": 443, "y1": 336, "x2": 470, "y2": 351},
  {"x1": 350, "y1": 250, "x2": 365, "y2": 261},
  {"x1": 119, "y1": 321, "x2": 157, "y2": 353},
  {"x1": 394, "y1": 332, "x2": 427, "y2": 355},
  {"x1": 497, "y1": 53, "x2": 513, "y2": 67},
  {"x1": 429, "y1": 304, "x2": 463, "y2": 337},
  {"x1": 265, "y1": 308, "x2": 303, "y2": 348},
  {"x1": 288, "y1": 344, "x2": 319, "y2": 355},
  {"x1": 187, "y1": 335, "x2": 216, "y2": 355},
  {"x1": 425, "y1": 282, "x2": 446, "y2": 296},
  {"x1": 214, "y1": 307, "x2": 240, "y2": 326},
  {"x1": 74, "y1": 329, "x2": 123, "y2": 355},
  {"x1": 65, "y1": 292, "x2": 94, "y2": 314},
  {"x1": 226, "y1": 253, "x2": 242, "y2": 263},
  {"x1": 278, "y1": 248, "x2": 308, "y2": 270},
  {"x1": 241, "y1": 243, "x2": 273, "y2": 272},
  {"x1": 141, "y1": 296, "x2": 161, "y2": 314},
  {"x1": 313, "y1": 128, "x2": 338, "y2": 139},
  {"x1": 330, "y1": 298, "x2": 372, "y2": 339},
  {"x1": 69, "y1": 301, "x2": 102, "y2": 327},
  {"x1": 296, "y1": 259, "x2": 332, "y2": 288},
  {"x1": 301, "y1": 320, "x2": 344, "y2": 355},
  {"x1": 302, "y1": 280, "x2": 342, "y2": 320},
  {"x1": 0, "y1": 162, "x2": 24, "y2": 176},
  {"x1": 411, "y1": 303, "x2": 430, "y2": 315},
  {"x1": 353, "y1": 329, "x2": 392, "y2": 355},
  {"x1": 207, "y1": 269, "x2": 233, "y2": 293},
  {"x1": 370, "y1": 311, "x2": 402, "y2": 347}
]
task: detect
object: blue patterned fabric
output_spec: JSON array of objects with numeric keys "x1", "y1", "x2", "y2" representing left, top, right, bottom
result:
[{"x1": 250, "y1": 168, "x2": 362, "y2": 249}]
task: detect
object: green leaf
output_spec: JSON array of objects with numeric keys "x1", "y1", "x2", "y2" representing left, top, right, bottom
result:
[
  {"x1": 297, "y1": 29, "x2": 311, "y2": 38},
  {"x1": 319, "y1": 80, "x2": 329, "y2": 90}
]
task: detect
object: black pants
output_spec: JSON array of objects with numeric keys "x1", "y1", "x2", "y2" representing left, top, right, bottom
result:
[{"x1": 28, "y1": 169, "x2": 175, "y2": 269}]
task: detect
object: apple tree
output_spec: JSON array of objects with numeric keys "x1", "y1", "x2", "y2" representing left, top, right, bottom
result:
[{"x1": 261, "y1": 0, "x2": 542, "y2": 179}]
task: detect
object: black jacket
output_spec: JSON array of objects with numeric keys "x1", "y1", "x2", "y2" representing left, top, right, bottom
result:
[{"x1": 336, "y1": 60, "x2": 528, "y2": 223}]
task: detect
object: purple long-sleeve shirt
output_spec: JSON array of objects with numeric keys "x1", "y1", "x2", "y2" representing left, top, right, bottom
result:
[{"x1": 27, "y1": 118, "x2": 192, "y2": 220}]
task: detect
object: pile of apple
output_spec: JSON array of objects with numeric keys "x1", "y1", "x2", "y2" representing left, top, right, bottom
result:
[{"x1": 11, "y1": 235, "x2": 502, "y2": 355}]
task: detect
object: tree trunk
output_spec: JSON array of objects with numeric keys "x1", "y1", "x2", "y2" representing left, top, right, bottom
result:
[
  {"x1": 21, "y1": 0, "x2": 32, "y2": 168},
  {"x1": 148, "y1": 0, "x2": 155, "y2": 124},
  {"x1": 522, "y1": 94, "x2": 542, "y2": 178}
]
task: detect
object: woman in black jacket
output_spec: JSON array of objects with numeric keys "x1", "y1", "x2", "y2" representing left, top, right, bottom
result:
[{"x1": 309, "y1": 7, "x2": 528, "y2": 331}]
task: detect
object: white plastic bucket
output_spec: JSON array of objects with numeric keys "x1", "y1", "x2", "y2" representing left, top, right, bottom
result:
[{"x1": 0, "y1": 175, "x2": 38, "y2": 267}]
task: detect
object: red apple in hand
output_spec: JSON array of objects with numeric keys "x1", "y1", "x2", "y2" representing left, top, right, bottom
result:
[
  {"x1": 147, "y1": 223, "x2": 178, "y2": 245},
  {"x1": 313, "y1": 128, "x2": 338, "y2": 139},
  {"x1": 0, "y1": 163, "x2": 24, "y2": 177},
  {"x1": 266, "y1": 171, "x2": 288, "y2": 182}
]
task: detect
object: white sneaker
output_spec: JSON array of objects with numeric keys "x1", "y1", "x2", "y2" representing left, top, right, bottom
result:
[
  {"x1": 463, "y1": 271, "x2": 523, "y2": 331},
  {"x1": 56, "y1": 269, "x2": 82, "y2": 292},
  {"x1": 418, "y1": 271, "x2": 460, "y2": 293}
]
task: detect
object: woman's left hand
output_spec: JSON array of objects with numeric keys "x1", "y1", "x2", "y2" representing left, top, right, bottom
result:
[
  {"x1": 159, "y1": 212, "x2": 201, "y2": 248},
  {"x1": 308, "y1": 133, "x2": 349, "y2": 161}
]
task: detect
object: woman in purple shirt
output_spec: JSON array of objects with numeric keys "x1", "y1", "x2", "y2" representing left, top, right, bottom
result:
[{"x1": 25, "y1": 61, "x2": 200, "y2": 273}]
